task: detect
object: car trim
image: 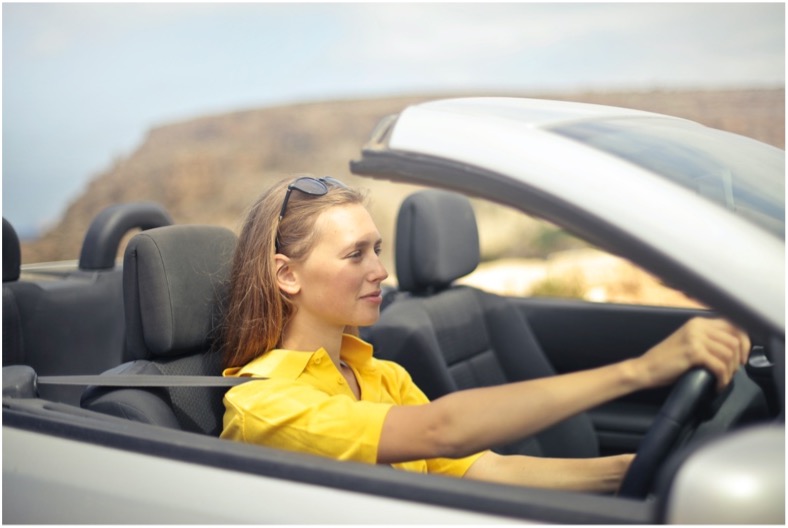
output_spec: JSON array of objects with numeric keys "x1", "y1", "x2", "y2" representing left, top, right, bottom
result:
[{"x1": 3, "y1": 398, "x2": 654, "y2": 524}]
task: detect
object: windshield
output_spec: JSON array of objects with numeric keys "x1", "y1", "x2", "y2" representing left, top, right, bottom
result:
[{"x1": 551, "y1": 117, "x2": 785, "y2": 238}]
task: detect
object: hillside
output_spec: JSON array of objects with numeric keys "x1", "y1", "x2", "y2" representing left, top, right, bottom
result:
[{"x1": 20, "y1": 88, "x2": 785, "y2": 267}]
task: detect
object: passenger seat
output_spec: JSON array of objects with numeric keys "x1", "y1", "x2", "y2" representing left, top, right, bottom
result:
[{"x1": 368, "y1": 190, "x2": 600, "y2": 458}]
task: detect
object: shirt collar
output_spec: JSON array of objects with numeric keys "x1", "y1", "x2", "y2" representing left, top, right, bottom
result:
[
  {"x1": 223, "y1": 333, "x2": 374, "y2": 379},
  {"x1": 339, "y1": 333, "x2": 374, "y2": 368}
]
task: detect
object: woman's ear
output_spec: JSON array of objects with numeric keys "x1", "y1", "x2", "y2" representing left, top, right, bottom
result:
[{"x1": 275, "y1": 254, "x2": 300, "y2": 296}]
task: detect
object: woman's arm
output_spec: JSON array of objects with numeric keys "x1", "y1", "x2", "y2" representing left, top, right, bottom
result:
[
  {"x1": 464, "y1": 451, "x2": 635, "y2": 493},
  {"x1": 379, "y1": 351, "x2": 643, "y2": 462},
  {"x1": 377, "y1": 317, "x2": 749, "y2": 467}
]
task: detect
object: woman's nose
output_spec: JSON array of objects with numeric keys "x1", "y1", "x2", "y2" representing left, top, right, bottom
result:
[{"x1": 370, "y1": 257, "x2": 388, "y2": 282}]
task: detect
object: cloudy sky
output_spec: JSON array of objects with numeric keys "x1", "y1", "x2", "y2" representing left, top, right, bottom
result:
[{"x1": 3, "y1": 2, "x2": 784, "y2": 238}]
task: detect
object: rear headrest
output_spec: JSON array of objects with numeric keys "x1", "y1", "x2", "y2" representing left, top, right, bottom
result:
[
  {"x1": 395, "y1": 190, "x2": 480, "y2": 293},
  {"x1": 123, "y1": 225, "x2": 238, "y2": 361},
  {"x1": 3, "y1": 218, "x2": 21, "y2": 283}
]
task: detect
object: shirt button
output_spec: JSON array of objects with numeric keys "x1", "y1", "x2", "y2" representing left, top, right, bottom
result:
[
  {"x1": 314, "y1": 357, "x2": 322, "y2": 365},
  {"x1": 337, "y1": 377, "x2": 344, "y2": 385}
]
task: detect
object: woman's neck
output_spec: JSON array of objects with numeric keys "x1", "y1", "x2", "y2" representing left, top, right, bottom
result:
[{"x1": 281, "y1": 316, "x2": 345, "y2": 365}]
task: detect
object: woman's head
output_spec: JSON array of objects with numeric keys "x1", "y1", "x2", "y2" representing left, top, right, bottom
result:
[{"x1": 222, "y1": 176, "x2": 384, "y2": 368}]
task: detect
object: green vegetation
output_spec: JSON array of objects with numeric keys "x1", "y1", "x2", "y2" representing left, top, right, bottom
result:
[{"x1": 530, "y1": 273, "x2": 586, "y2": 299}]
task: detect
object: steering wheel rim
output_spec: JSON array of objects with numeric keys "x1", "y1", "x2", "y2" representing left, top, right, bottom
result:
[{"x1": 617, "y1": 368, "x2": 717, "y2": 499}]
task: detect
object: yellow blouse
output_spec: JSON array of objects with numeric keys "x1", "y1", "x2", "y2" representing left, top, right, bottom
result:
[{"x1": 221, "y1": 334, "x2": 485, "y2": 477}]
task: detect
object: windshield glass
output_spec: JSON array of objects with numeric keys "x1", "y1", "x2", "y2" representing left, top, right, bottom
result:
[{"x1": 551, "y1": 117, "x2": 785, "y2": 238}]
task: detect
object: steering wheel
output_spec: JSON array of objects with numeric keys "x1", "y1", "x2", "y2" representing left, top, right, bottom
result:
[{"x1": 617, "y1": 368, "x2": 717, "y2": 499}]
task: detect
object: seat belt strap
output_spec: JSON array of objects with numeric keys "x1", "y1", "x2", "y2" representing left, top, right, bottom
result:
[{"x1": 37, "y1": 375, "x2": 260, "y2": 387}]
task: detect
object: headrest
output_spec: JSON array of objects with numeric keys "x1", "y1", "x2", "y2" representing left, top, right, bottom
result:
[
  {"x1": 395, "y1": 190, "x2": 480, "y2": 293},
  {"x1": 79, "y1": 202, "x2": 173, "y2": 271},
  {"x1": 3, "y1": 218, "x2": 21, "y2": 283},
  {"x1": 123, "y1": 225, "x2": 238, "y2": 361}
]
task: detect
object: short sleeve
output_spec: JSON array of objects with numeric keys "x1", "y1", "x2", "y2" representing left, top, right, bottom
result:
[{"x1": 222, "y1": 378, "x2": 392, "y2": 463}]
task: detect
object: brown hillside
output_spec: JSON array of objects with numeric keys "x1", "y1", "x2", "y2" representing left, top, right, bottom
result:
[{"x1": 21, "y1": 89, "x2": 785, "y2": 266}]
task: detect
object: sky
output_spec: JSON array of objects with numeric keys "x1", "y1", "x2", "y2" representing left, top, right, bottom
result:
[{"x1": 2, "y1": 2, "x2": 785, "y2": 239}]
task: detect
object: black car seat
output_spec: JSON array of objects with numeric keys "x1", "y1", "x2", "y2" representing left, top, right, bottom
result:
[
  {"x1": 81, "y1": 224, "x2": 237, "y2": 436},
  {"x1": 3, "y1": 218, "x2": 27, "y2": 366},
  {"x1": 368, "y1": 190, "x2": 600, "y2": 458},
  {"x1": 1, "y1": 204, "x2": 172, "y2": 405}
]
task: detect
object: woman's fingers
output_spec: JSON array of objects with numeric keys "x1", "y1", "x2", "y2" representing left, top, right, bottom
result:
[
  {"x1": 636, "y1": 317, "x2": 751, "y2": 390},
  {"x1": 685, "y1": 318, "x2": 750, "y2": 389},
  {"x1": 702, "y1": 338, "x2": 738, "y2": 389},
  {"x1": 706, "y1": 319, "x2": 751, "y2": 365}
]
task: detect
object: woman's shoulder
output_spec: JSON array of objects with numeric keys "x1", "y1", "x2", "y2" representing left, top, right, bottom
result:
[
  {"x1": 342, "y1": 334, "x2": 411, "y2": 380},
  {"x1": 367, "y1": 354, "x2": 410, "y2": 376},
  {"x1": 225, "y1": 348, "x2": 313, "y2": 380},
  {"x1": 223, "y1": 375, "x2": 322, "y2": 412},
  {"x1": 366, "y1": 355, "x2": 423, "y2": 396}
]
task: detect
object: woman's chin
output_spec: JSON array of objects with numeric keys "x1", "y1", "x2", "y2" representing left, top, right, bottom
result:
[{"x1": 355, "y1": 310, "x2": 381, "y2": 328}]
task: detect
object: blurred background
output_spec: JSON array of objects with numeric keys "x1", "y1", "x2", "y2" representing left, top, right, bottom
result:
[{"x1": 3, "y1": 3, "x2": 784, "y2": 304}]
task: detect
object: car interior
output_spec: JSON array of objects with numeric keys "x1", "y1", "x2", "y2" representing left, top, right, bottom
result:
[
  {"x1": 3, "y1": 203, "x2": 172, "y2": 405},
  {"x1": 364, "y1": 190, "x2": 601, "y2": 459},
  {"x1": 2, "y1": 185, "x2": 781, "y2": 520},
  {"x1": 80, "y1": 223, "x2": 238, "y2": 434},
  {"x1": 365, "y1": 189, "x2": 772, "y2": 498}
]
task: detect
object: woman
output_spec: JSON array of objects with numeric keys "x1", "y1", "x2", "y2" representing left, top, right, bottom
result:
[{"x1": 220, "y1": 176, "x2": 750, "y2": 492}]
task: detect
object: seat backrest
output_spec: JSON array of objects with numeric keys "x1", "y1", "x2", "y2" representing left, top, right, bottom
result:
[
  {"x1": 3, "y1": 218, "x2": 25, "y2": 366},
  {"x1": 1, "y1": 205, "x2": 173, "y2": 405},
  {"x1": 369, "y1": 190, "x2": 599, "y2": 458},
  {"x1": 3, "y1": 217, "x2": 21, "y2": 283},
  {"x1": 82, "y1": 225, "x2": 238, "y2": 435}
]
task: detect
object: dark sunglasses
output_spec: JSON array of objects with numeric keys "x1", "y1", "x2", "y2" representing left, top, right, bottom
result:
[
  {"x1": 278, "y1": 176, "x2": 348, "y2": 221},
  {"x1": 276, "y1": 176, "x2": 349, "y2": 253}
]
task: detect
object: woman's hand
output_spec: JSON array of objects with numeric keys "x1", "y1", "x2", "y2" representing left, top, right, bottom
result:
[
  {"x1": 464, "y1": 451, "x2": 636, "y2": 493},
  {"x1": 633, "y1": 317, "x2": 751, "y2": 390}
]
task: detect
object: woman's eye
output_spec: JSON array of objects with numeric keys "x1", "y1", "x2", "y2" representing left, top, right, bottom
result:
[{"x1": 346, "y1": 244, "x2": 381, "y2": 260}]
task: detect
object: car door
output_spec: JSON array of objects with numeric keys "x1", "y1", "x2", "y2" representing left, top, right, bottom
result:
[{"x1": 510, "y1": 296, "x2": 708, "y2": 455}]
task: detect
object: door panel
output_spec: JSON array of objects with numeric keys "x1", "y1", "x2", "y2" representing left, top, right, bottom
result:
[{"x1": 509, "y1": 297, "x2": 710, "y2": 454}]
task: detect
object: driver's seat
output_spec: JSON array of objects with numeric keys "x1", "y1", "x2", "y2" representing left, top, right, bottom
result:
[{"x1": 369, "y1": 190, "x2": 600, "y2": 458}]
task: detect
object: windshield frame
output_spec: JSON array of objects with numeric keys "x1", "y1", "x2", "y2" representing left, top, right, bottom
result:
[{"x1": 550, "y1": 117, "x2": 785, "y2": 238}]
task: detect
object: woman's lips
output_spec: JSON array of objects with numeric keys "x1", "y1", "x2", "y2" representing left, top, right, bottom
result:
[{"x1": 361, "y1": 290, "x2": 383, "y2": 304}]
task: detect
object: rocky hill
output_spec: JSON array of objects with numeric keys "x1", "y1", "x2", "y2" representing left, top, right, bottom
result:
[{"x1": 21, "y1": 89, "x2": 785, "y2": 267}]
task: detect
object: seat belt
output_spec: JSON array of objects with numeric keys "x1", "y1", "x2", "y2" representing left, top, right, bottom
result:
[{"x1": 37, "y1": 374, "x2": 259, "y2": 387}]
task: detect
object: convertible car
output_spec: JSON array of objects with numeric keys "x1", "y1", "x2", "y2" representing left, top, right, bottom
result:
[{"x1": 3, "y1": 97, "x2": 784, "y2": 523}]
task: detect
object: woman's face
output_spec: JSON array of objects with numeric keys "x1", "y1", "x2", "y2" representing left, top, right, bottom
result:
[{"x1": 289, "y1": 203, "x2": 389, "y2": 330}]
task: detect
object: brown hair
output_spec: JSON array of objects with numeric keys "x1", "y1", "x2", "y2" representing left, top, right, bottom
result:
[{"x1": 221, "y1": 176, "x2": 366, "y2": 368}]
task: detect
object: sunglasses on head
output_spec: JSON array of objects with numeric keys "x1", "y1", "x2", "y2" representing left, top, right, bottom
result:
[
  {"x1": 278, "y1": 176, "x2": 348, "y2": 221},
  {"x1": 275, "y1": 176, "x2": 349, "y2": 253}
]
